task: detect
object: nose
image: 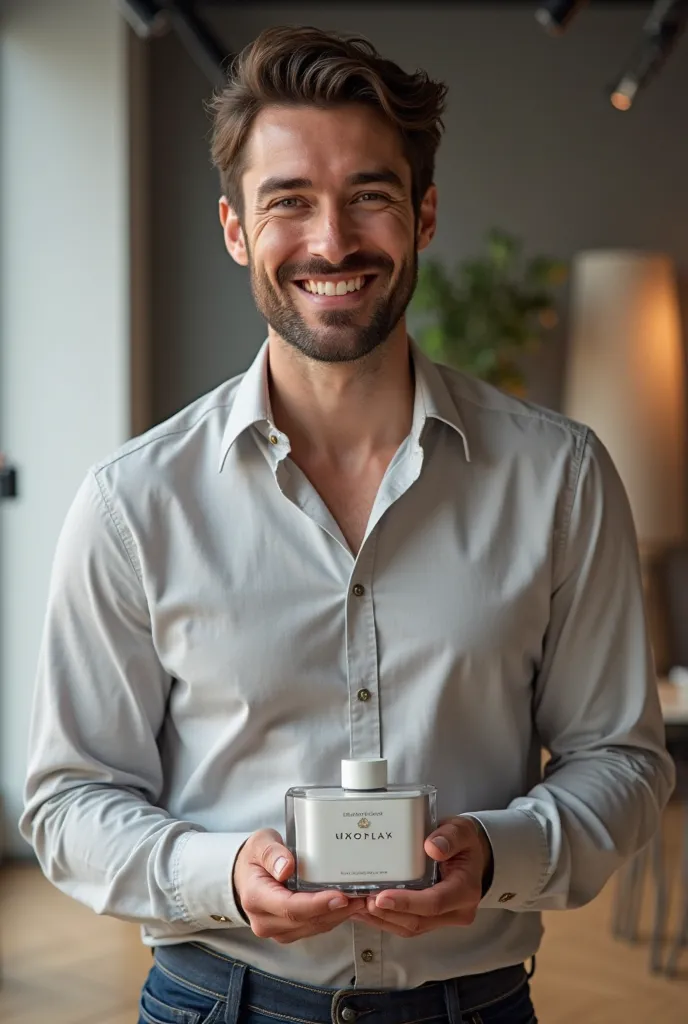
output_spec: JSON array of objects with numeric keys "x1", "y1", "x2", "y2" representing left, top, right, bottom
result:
[{"x1": 308, "y1": 202, "x2": 359, "y2": 266}]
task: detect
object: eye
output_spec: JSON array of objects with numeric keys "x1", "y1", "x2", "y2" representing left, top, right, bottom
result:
[
  {"x1": 271, "y1": 197, "x2": 304, "y2": 209},
  {"x1": 355, "y1": 192, "x2": 389, "y2": 203}
]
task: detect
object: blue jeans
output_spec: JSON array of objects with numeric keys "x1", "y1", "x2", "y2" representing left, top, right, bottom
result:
[{"x1": 138, "y1": 942, "x2": 537, "y2": 1024}]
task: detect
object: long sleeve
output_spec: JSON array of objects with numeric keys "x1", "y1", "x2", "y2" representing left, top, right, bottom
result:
[
  {"x1": 473, "y1": 429, "x2": 675, "y2": 911},
  {"x1": 19, "y1": 471, "x2": 252, "y2": 932}
]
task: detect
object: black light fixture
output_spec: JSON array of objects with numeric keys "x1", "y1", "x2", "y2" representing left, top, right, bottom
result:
[
  {"x1": 166, "y1": 3, "x2": 231, "y2": 88},
  {"x1": 115, "y1": 0, "x2": 169, "y2": 39},
  {"x1": 535, "y1": 0, "x2": 588, "y2": 35},
  {"x1": 609, "y1": 0, "x2": 688, "y2": 110},
  {"x1": 113, "y1": 0, "x2": 231, "y2": 87}
]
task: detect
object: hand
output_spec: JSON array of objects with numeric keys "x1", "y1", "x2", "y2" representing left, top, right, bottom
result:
[
  {"x1": 232, "y1": 829, "x2": 365, "y2": 944},
  {"x1": 352, "y1": 816, "x2": 492, "y2": 938}
]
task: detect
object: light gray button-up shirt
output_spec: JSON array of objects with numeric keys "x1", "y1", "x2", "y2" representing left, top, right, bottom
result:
[{"x1": 20, "y1": 339, "x2": 673, "y2": 989}]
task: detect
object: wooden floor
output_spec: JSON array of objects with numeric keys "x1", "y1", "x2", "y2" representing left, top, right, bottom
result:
[{"x1": 1, "y1": 806, "x2": 686, "y2": 1024}]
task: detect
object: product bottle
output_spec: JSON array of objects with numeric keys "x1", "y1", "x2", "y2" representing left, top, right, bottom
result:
[{"x1": 285, "y1": 757, "x2": 438, "y2": 893}]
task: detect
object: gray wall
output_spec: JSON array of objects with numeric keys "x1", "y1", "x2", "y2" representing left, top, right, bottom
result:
[
  {"x1": 0, "y1": 0, "x2": 131, "y2": 855},
  {"x1": 150, "y1": 3, "x2": 688, "y2": 422}
]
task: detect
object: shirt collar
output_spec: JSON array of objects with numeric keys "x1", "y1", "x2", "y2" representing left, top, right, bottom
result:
[
  {"x1": 218, "y1": 337, "x2": 470, "y2": 472},
  {"x1": 218, "y1": 339, "x2": 273, "y2": 471},
  {"x1": 410, "y1": 339, "x2": 471, "y2": 462}
]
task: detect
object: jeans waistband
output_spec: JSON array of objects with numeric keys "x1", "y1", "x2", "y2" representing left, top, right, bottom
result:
[{"x1": 154, "y1": 941, "x2": 528, "y2": 1023}]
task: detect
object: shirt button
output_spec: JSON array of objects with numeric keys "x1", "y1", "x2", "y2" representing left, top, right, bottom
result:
[
  {"x1": 357, "y1": 688, "x2": 371, "y2": 702},
  {"x1": 361, "y1": 948, "x2": 374, "y2": 963},
  {"x1": 352, "y1": 583, "x2": 365, "y2": 597},
  {"x1": 498, "y1": 892, "x2": 516, "y2": 903},
  {"x1": 340, "y1": 1009, "x2": 357, "y2": 1023},
  {"x1": 269, "y1": 434, "x2": 279, "y2": 445},
  {"x1": 210, "y1": 914, "x2": 231, "y2": 922}
]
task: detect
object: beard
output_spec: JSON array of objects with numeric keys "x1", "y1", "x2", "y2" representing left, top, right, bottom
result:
[{"x1": 247, "y1": 247, "x2": 418, "y2": 364}]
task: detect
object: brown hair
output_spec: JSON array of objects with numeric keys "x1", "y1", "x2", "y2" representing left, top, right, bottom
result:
[{"x1": 208, "y1": 26, "x2": 447, "y2": 221}]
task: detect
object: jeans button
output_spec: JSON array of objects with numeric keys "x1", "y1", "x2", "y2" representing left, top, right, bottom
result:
[{"x1": 340, "y1": 1008, "x2": 357, "y2": 1022}]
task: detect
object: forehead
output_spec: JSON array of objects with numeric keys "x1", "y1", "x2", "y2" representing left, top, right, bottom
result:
[{"x1": 242, "y1": 104, "x2": 410, "y2": 191}]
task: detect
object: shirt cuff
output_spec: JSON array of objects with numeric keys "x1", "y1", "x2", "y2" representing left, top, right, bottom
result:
[
  {"x1": 464, "y1": 809, "x2": 549, "y2": 910},
  {"x1": 175, "y1": 831, "x2": 254, "y2": 928}
]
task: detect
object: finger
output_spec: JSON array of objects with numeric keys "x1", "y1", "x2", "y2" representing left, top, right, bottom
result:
[
  {"x1": 253, "y1": 832, "x2": 296, "y2": 882},
  {"x1": 424, "y1": 817, "x2": 476, "y2": 861},
  {"x1": 244, "y1": 871, "x2": 365, "y2": 923},
  {"x1": 365, "y1": 898, "x2": 477, "y2": 928},
  {"x1": 351, "y1": 910, "x2": 423, "y2": 939},
  {"x1": 361, "y1": 903, "x2": 425, "y2": 934},
  {"x1": 370, "y1": 873, "x2": 474, "y2": 918},
  {"x1": 253, "y1": 900, "x2": 364, "y2": 941}
]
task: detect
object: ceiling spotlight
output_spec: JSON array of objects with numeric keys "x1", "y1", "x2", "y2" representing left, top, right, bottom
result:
[
  {"x1": 535, "y1": 0, "x2": 588, "y2": 36},
  {"x1": 609, "y1": 0, "x2": 688, "y2": 111},
  {"x1": 115, "y1": 0, "x2": 169, "y2": 39}
]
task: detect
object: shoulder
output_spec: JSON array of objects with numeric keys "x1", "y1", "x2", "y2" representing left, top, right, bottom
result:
[
  {"x1": 90, "y1": 372, "x2": 246, "y2": 490},
  {"x1": 435, "y1": 360, "x2": 589, "y2": 468}
]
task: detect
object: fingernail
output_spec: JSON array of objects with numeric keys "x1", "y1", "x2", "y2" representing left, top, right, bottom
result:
[
  {"x1": 273, "y1": 857, "x2": 288, "y2": 877},
  {"x1": 431, "y1": 836, "x2": 450, "y2": 855},
  {"x1": 328, "y1": 896, "x2": 348, "y2": 910},
  {"x1": 376, "y1": 896, "x2": 395, "y2": 910}
]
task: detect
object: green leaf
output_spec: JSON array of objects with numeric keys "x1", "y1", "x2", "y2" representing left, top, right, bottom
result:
[{"x1": 410, "y1": 228, "x2": 565, "y2": 390}]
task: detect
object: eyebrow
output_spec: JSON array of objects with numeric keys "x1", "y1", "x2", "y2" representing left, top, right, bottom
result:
[{"x1": 255, "y1": 168, "x2": 405, "y2": 206}]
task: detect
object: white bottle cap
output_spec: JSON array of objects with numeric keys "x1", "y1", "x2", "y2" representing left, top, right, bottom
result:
[{"x1": 341, "y1": 758, "x2": 388, "y2": 791}]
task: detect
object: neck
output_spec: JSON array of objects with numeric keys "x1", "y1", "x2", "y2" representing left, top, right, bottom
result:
[{"x1": 267, "y1": 324, "x2": 414, "y2": 467}]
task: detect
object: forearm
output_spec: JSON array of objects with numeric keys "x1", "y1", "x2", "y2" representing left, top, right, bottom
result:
[
  {"x1": 471, "y1": 742, "x2": 674, "y2": 912},
  {"x1": 23, "y1": 782, "x2": 252, "y2": 931}
]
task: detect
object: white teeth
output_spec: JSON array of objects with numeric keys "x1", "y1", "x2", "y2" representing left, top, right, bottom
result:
[{"x1": 302, "y1": 276, "x2": 366, "y2": 294}]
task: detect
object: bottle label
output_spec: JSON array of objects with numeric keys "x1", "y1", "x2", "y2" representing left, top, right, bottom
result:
[{"x1": 293, "y1": 795, "x2": 426, "y2": 883}]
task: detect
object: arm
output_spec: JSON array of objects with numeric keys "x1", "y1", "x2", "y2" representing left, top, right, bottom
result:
[
  {"x1": 19, "y1": 471, "x2": 252, "y2": 932},
  {"x1": 473, "y1": 428, "x2": 675, "y2": 911}
]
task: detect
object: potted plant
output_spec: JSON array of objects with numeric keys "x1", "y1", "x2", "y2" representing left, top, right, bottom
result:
[{"x1": 410, "y1": 228, "x2": 567, "y2": 396}]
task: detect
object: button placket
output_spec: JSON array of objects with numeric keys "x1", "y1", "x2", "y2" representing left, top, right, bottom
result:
[
  {"x1": 345, "y1": 542, "x2": 380, "y2": 763},
  {"x1": 345, "y1": 537, "x2": 384, "y2": 986},
  {"x1": 352, "y1": 922, "x2": 383, "y2": 987}
]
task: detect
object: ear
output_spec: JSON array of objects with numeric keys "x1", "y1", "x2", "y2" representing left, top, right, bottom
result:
[
  {"x1": 219, "y1": 197, "x2": 248, "y2": 266},
  {"x1": 416, "y1": 184, "x2": 437, "y2": 253}
]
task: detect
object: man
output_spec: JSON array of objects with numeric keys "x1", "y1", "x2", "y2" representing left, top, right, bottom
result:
[{"x1": 21, "y1": 25, "x2": 673, "y2": 1024}]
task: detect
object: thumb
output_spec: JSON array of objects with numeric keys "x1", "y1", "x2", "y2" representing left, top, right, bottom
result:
[
  {"x1": 256, "y1": 830, "x2": 294, "y2": 881},
  {"x1": 424, "y1": 818, "x2": 474, "y2": 861}
]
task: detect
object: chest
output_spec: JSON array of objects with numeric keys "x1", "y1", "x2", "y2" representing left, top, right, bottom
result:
[
  {"x1": 292, "y1": 448, "x2": 399, "y2": 554},
  {"x1": 307, "y1": 470, "x2": 383, "y2": 553}
]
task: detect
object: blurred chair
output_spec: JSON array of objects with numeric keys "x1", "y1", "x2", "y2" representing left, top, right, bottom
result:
[{"x1": 611, "y1": 684, "x2": 688, "y2": 976}]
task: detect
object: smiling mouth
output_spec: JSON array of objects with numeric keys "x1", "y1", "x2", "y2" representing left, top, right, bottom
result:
[{"x1": 292, "y1": 274, "x2": 376, "y2": 297}]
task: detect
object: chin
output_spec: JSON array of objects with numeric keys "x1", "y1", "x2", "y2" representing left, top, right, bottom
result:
[{"x1": 289, "y1": 332, "x2": 387, "y2": 364}]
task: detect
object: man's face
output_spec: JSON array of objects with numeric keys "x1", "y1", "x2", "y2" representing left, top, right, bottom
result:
[{"x1": 221, "y1": 104, "x2": 436, "y2": 364}]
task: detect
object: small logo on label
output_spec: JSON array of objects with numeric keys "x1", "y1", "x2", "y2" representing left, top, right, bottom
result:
[{"x1": 358, "y1": 818, "x2": 370, "y2": 829}]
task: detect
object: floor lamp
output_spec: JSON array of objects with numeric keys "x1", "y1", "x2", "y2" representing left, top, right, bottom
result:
[{"x1": 563, "y1": 250, "x2": 686, "y2": 675}]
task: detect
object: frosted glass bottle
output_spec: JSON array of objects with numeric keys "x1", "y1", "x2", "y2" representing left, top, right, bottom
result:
[{"x1": 285, "y1": 758, "x2": 438, "y2": 894}]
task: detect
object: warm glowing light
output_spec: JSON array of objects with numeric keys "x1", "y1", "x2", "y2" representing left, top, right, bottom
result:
[{"x1": 611, "y1": 91, "x2": 632, "y2": 111}]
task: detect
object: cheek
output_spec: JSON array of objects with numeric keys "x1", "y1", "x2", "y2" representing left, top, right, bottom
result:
[
  {"x1": 366, "y1": 214, "x2": 414, "y2": 259},
  {"x1": 258, "y1": 218, "x2": 304, "y2": 254},
  {"x1": 253, "y1": 222, "x2": 304, "y2": 278}
]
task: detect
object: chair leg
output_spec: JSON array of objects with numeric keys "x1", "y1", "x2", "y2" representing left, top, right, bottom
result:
[
  {"x1": 612, "y1": 845, "x2": 648, "y2": 941},
  {"x1": 626, "y1": 844, "x2": 649, "y2": 941},
  {"x1": 649, "y1": 829, "x2": 668, "y2": 973},
  {"x1": 612, "y1": 858, "x2": 635, "y2": 938},
  {"x1": 665, "y1": 803, "x2": 688, "y2": 977}
]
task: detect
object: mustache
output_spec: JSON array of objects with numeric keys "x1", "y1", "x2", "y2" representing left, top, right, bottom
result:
[{"x1": 277, "y1": 254, "x2": 394, "y2": 286}]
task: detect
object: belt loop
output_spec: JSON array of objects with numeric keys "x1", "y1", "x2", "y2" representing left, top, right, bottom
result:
[
  {"x1": 443, "y1": 977, "x2": 462, "y2": 1024},
  {"x1": 223, "y1": 961, "x2": 247, "y2": 1024}
]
